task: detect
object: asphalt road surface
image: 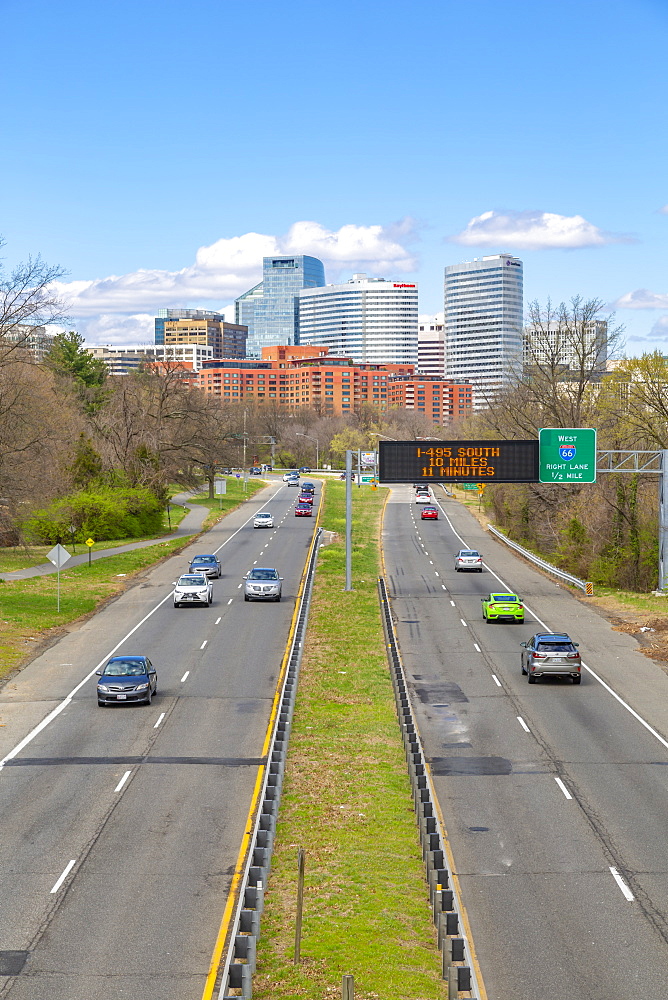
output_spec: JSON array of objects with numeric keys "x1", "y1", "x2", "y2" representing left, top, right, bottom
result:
[
  {"x1": 383, "y1": 487, "x2": 668, "y2": 1000},
  {"x1": 0, "y1": 481, "x2": 318, "y2": 1000}
]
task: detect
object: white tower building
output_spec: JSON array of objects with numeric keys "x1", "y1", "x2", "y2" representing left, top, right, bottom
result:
[
  {"x1": 444, "y1": 254, "x2": 523, "y2": 405},
  {"x1": 298, "y1": 274, "x2": 418, "y2": 365}
]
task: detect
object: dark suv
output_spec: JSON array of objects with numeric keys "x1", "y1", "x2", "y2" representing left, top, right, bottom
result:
[{"x1": 521, "y1": 633, "x2": 581, "y2": 684}]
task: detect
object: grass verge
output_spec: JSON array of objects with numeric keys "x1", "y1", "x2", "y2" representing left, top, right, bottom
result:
[{"x1": 253, "y1": 483, "x2": 446, "y2": 1000}]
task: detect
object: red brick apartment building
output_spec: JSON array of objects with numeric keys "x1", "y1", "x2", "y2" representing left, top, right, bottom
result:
[{"x1": 195, "y1": 346, "x2": 473, "y2": 423}]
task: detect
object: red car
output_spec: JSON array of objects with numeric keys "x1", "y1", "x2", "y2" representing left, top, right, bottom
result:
[
  {"x1": 421, "y1": 506, "x2": 439, "y2": 520},
  {"x1": 295, "y1": 503, "x2": 313, "y2": 517},
  {"x1": 297, "y1": 493, "x2": 314, "y2": 505}
]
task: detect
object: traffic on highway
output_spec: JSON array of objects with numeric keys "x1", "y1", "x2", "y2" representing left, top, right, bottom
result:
[
  {"x1": 0, "y1": 476, "x2": 320, "y2": 999},
  {"x1": 383, "y1": 483, "x2": 668, "y2": 1000}
]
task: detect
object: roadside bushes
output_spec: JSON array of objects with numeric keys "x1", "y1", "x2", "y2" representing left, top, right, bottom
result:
[{"x1": 22, "y1": 487, "x2": 165, "y2": 543}]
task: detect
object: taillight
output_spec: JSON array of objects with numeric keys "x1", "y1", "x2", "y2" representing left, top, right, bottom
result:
[
  {"x1": 567, "y1": 653, "x2": 579, "y2": 659},
  {"x1": 518, "y1": 604, "x2": 523, "y2": 609},
  {"x1": 532, "y1": 652, "x2": 545, "y2": 659}
]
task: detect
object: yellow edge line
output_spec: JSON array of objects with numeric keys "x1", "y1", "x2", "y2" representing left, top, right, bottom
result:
[
  {"x1": 379, "y1": 483, "x2": 489, "y2": 1000},
  {"x1": 200, "y1": 518, "x2": 320, "y2": 1000}
]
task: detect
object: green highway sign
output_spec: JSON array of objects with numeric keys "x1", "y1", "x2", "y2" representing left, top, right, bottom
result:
[{"x1": 539, "y1": 428, "x2": 597, "y2": 483}]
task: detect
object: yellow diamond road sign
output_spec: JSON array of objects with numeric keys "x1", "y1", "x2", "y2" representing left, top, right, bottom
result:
[{"x1": 85, "y1": 538, "x2": 95, "y2": 547}]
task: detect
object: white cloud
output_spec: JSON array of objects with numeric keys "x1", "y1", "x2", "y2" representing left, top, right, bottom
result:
[
  {"x1": 659, "y1": 205, "x2": 668, "y2": 214},
  {"x1": 449, "y1": 210, "x2": 633, "y2": 250},
  {"x1": 615, "y1": 289, "x2": 668, "y2": 309},
  {"x1": 53, "y1": 220, "x2": 419, "y2": 342}
]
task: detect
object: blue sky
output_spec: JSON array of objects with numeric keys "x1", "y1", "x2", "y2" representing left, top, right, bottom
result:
[{"x1": 2, "y1": 0, "x2": 667, "y2": 353}]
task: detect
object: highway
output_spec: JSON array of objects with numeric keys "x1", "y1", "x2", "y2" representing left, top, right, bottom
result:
[
  {"x1": 383, "y1": 486, "x2": 668, "y2": 1000},
  {"x1": 0, "y1": 479, "x2": 318, "y2": 1000}
]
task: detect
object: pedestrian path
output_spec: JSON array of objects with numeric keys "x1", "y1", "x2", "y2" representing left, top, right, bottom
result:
[{"x1": 0, "y1": 493, "x2": 208, "y2": 582}]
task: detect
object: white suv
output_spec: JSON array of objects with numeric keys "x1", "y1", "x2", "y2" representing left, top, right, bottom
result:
[{"x1": 173, "y1": 573, "x2": 213, "y2": 607}]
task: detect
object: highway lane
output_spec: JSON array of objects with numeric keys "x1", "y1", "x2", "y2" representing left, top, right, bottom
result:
[
  {"x1": 0, "y1": 480, "x2": 320, "y2": 999},
  {"x1": 383, "y1": 486, "x2": 668, "y2": 1000}
]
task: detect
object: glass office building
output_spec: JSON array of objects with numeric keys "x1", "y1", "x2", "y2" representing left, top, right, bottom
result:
[
  {"x1": 298, "y1": 274, "x2": 418, "y2": 366},
  {"x1": 444, "y1": 254, "x2": 523, "y2": 406},
  {"x1": 235, "y1": 255, "x2": 325, "y2": 357}
]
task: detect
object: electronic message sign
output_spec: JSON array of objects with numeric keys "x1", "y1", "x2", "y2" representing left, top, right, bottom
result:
[{"x1": 378, "y1": 440, "x2": 539, "y2": 484}]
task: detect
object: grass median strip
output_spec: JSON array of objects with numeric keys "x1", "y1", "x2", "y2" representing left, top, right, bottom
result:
[{"x1": 254, "y1": 483, "x2": 446, "y2": 999}]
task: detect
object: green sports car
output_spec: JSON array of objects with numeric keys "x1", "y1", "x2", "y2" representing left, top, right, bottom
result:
[{"x1": 481, "y1": 593, "x2": 524, "y2": 623}]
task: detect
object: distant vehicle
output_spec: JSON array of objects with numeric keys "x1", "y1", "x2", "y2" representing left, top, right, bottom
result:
[
  {"x1": 415, "y1": 492, "x2": 432, "y2": 504},
  {"x1": 521, "y1": 633, "x2": 581, "y2": 684},
  {"x1": 420, "y1": 506, "x2": 439, "y2": 520},
  {"x1": 454, "y1": 549, "x2": 483, "y2": 572},
  {"x1": 287, "y1": 477, "x2": 300, "y2": 487},
  {"x1": 244, "y1": 567, "x2": 283, "y2": 602},
  {"x1": 173, "y1": 573, "x2": 213, "y2": 608},
  {"x1": 261, "y1": 464, "x2": 273, "y2": 472},
  {"x1": 300, "y1": 482, "x2": 315, "y2": 494},
  {"x1": 283, "y1": 471, "x2": 299, "y2": 482},
  {"x1": 253, "y1": 512, "x2": 274, "y2": 528},
  {"x1": 299, "y1": 466, "x2": 311, "y2": 473},
  {"x1": 188, "y1": 554, "x2": 221, "y2": 578},
  {"x1": 482, "y1": 593, "x2": 524, "y2": 623},
  {"x1": 297, "y1": 493, "x2": 314, "y2": 505},
  {"x1": 96, "y1": 655, "x2": 157, "y2": 706},
  {"x1": 295, "y1": 503, "x2": 313, "y2": 517},
  {"x1": 249, "y1": 467, "x2": 262, "y2": 475}
]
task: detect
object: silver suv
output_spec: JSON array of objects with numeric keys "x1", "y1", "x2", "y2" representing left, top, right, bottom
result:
[
  {"x1": 521, "y1": 633, "x2": 581, "y2": 684},
  {"x1": 244, "y1": 567, "x2": 283, "y2": 602}
]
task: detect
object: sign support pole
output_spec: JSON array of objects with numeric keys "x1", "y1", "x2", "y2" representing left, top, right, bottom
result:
[
  {"x1": 659, "y1": 451, "x2": 668, "y2": 592},
  {"x1": 345, "y1": 450, "x2": 352, "y2": 591}
]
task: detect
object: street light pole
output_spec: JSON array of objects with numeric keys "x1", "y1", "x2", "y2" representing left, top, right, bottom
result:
[{"x1": 296, "y1": 432, "x2": 319, "y2": 470}]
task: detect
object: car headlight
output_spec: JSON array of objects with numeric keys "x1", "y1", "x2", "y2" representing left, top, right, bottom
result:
[
  {"x1": 198, "y1": 590, "x2": 209, "y2": 597},
  {"x1": 97, "y1": 684, "x2": 109, "y2": 693},
  {"x1": 135, "y1": 683, "x2": 149, "y2": 691}
]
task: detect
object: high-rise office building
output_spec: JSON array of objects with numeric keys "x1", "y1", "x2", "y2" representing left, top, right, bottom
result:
[
  {"x1": 154, "y1": 309, "x2": 246, "y2": 358},
  {"x1": 417, "y1": 313, "x2": 445, "y2": 376},
  {"x1": 523, "y1": 319, "x2": 608, "y2": 376},
  {"x1": 444, "y1": 254, "x2": 523, "y2": 404},
  {"x1": 298, "y1": 274, "x2": 418, "y2": 366},
  {"x1": 235, "y1": 255, "x2": 325, "y2": 357}
]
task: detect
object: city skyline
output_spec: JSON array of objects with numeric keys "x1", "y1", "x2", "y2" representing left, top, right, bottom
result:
[{"x1": 2, "y1": 0, "x2": 666, "y2": 356}]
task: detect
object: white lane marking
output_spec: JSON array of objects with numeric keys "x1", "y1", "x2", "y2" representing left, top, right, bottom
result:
[
  {"x1": 115, "y1": 769, "x2": 132, "y2": 791},
  {"x1": 237, "y1": 583, "x2": 242, "y2": 588},
  {"x1": 442, "y1": 584, "x2": 447, "y2": 590},
  {"x1": 215, "y1": 617, "x2": 221, "y2": 624},
  {"x1": 517, "y1": 716, "x2": 531, "y2": 733},
  {"x1": 610, "y1": 866, "x2": 634, "y2": 901},
  {"x1": 450, "y1": 600, "x2": 455, "y2": 606},
  {"x1": 50, "y1": 860, "x2": 76, "y2": 893},
  {"x1": 429, "y1": 560, "x2": 434, "y2": 565},
  {"x1": 227, "y1": 598, "x2": 233, "y2": 605},
  {"x1": 435, "y1": 571, "x2": 439, "y2": 577},
  {"x1": 474, "y1": 643, "x2": 481, "y2": 652},
  {"x1": 554, "y1": 777, "x2": 572, "y2": 800},
  {"x1": 435, "y1": 503, "x2": 668, "y2": 756},
  {"x1": 491, "y1": 674, "x2": 502, "y2": 687},
  {"x1": 153, "y1": 713, "x2": 166, "y2": 729},
  {"x1": 461, "y1": 619, "x2": 468, "y2": 627},
  {"x1": 181, "y1": 671, "x2": 189, "y2": 682},
  {"x1": 200, "y1": 641, "x2": 207, "y2": 650},
  {"x1": 0, "y1": 587, "x2": 177, "y2": 772}
]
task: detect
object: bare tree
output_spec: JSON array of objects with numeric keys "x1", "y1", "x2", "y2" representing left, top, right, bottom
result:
[{"x1": 0, "y1": 239, "x2": 67, "y2": 362}]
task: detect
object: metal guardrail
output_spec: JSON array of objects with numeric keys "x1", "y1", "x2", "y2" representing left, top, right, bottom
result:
[
  {"x1": 378, "y1": 577, "x2": 480, "y2": 999},
  {"x1": 486, "y1": 523, "x2": 592, "y2": 594},
  {"x1": 216, "y1": 527, "x2": 323, "y2": 999}
]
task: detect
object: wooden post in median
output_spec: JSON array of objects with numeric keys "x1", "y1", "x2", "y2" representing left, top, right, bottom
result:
[
  {"x1": 342, "y1": 974, "x2": 354, "y2": 999},
  {"x1": 294, "y1": 847, "x2": 305, "y2": 964}
]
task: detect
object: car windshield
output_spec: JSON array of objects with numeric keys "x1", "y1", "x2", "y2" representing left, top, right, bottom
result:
[
  {"x1": 104, "y1": 660, "x2": 147, "y2": 676},
  {"x1": 256, "y1": 513, "x2": 271, "y2": 519},
  {"x1": 249, "y1": 569, "x2": 278, "y2": 580},
  {"x1": 179, "y1": 575, "x2": 207, "y2": 586},
  {"x1": 460, "y1": 550, "x2": 479, "y2": 557},
  {"x1": 192, "y1": 556, "x2": 216, "y2": 564},
  {"x1": 536, "y1": 641, "x2": 574, "y2": 652},
  {"x1": 492, "y1": 594, "x2": 518, "y2": 602}
]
